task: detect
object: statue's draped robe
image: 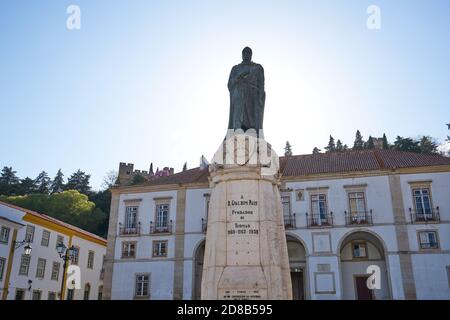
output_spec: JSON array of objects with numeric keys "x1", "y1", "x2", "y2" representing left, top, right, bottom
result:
[{"x1": 227, "y1": 62, "x2": 265, "y2": 132}]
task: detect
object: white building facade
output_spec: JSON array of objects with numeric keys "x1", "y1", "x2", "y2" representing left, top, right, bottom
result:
[
  {"x1": 0, "y1": 201, "x2": 107, "y2": 300},
  {"x1": 103, "y1": 150, "x2": 450, "y2": 300}
]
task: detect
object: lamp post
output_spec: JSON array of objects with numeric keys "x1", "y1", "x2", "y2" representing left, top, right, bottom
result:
[
  {"x1": 14, "y1": 240, "x2": 32, "y2": 255},
  {"x1": 56, "y1": 243, "x2": 75, "y2": 300}
]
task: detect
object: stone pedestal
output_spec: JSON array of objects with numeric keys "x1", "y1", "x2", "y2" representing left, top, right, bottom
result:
[{"x1": 201, "y1": 136, "x2": 292, "y2": 300}]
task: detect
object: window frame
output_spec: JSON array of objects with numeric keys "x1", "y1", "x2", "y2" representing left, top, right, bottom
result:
[
  {"x1": 25, "y1": 225, "x2": 35, "y2": 243},
  {"x1": 0, "y1": 257, "x2": 6, "y2": 281},
  {"x1": 51, "y1": 261, "x2": 60, "y2": 281},
  {"x1": 412, "y1": 186, "x2": 433, "y2": 217},
  {"x1": 19, "y1": 254, "x2": 31, "y2": 276},
  {"x1": 417, "y1": 230, "x2": 440, "y2": 250},
  {"x1": 15, "y1": 288, "x2": 25, "y2": 300},
  {"x1": 41, "y1": 230, "x2": 51, "y2": 247},
  {"x1": 83, "y1": 283, "x2": 91, "y2": 300},
  {"x1": 125, "y1": 206, "x2": 139, "y2": 229},
  {"x1": 32, "y1": 289, "x2": 42, "y2": 300},
  {"x1": 134, "y1": 273, "x2": 150, "y2": 299},
  {"x1": 152, "y1": 240, "x2": 168, "y2": 258},
  {"x1": 71, "y1": 246, "x2": 80, "y2": 265},
  {"x1": 56, "y1": 235, "x2": 64, "y2": 249},
  {"x1": 351, "y1": 241, "x2": 368, "y2": 259},
  {"x1": 87, "y1": 250, "x2": 95, "y2": 269},
  {"x1": 0, "y1": 226, "x2": 10, "y2": 244},
  {"x1": 121, "y1": 241, "x2": 136, "y2": 259},
  {"x1": 155, "y1": 203, "x2": 170, "y2": 229},
  {"x1": 310, "y1": 193, "x2": 328, "y2": 224},
  {"x1": 48, "y1": 292, "x2": 57, "y2": 300},
  {"x1": 36, "y1": 258, "x2": 46, "y2": 279}
]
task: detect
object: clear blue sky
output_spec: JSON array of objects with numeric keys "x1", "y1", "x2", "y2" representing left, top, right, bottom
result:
[{"x1": 1, "y1": 0, "x2": 449, "y2": 190}]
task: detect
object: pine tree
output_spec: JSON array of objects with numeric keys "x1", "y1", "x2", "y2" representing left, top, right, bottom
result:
[
  {"x1": 312, "y1": 147, "x2": 321, "y2": 154},
  {"x1": 149, "y1": 163, "x2": 154, "y2": 175},
  {"x1": 324, "y1": 135, "x2": 336, "y2": 152},
  {"x1": 353, "y1": 130, "x2": 364, "y2": 150},
  {"x1": 50, "y1": 169, "x2": 65, "y2": 194},
  {"x1": 34, "y1": 171, "x2": 51, "y2": 194},
  {"x1": 66, "y1": 169, "x2": 91, "y2": 195},
  {"x1": 182, "y1": 162, "x2": 188, "y2": 171},
  {"x1": 284, "y1": 141, "x2": 293, "y2": 156},
  {"x1": 382, "y1": 133, "x2": 389, "y2": 149},
  {"x1": 18, "y1": 177, "x2": 37, "y2": 195},
  {"x1": 366, "y1": 136, "x2": 375, "y2": 149},
  {"x1": 336, "y1": 139, "x2": 343, "y2": 151},
  {"x1": 0, "y1": 167, "x2": 20, "y2": 196}
]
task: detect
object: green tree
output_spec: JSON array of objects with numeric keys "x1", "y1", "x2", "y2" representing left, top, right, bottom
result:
[
  {"x1": 419, "y1": 136, "x2": 438, "y2": 154},
  {"x1": 382, "y1": 133, "x2": 389, "y2": 149},
  {"x1": 65, "y1": 169, "x2": 91, "y2": 195},
  {"x1": 50, "y1": 169, "x2": 65, "y2": 194},
  {"x1": 0, "y1": 166, "x2": 20, "y2": 195},
  {"x1": 131, "y1": 174, "x2": 147, "y2": 185},
  {"x1": 284, "y1": 141, "x2": 293, "y2": 156},
  {"x1": 324, "y1": 135, "x2": 336, "y2": 152},
  {"x1": 18, "y1": 177, "x2": 37, "y2": 195},
  {"x1": 393, "y1": 136, "x2": 420, "y2": 153},
  {"x1": 182, "y1": 162, "x2": 188, "y2": 171},
  {"x1": 336, "y1": 139, "x2": 343, "y2": 151},
  {"x1": 34, "y1": 171, "x2": 51, "y2": 194},
  {"x1": 366, "y1": 136, "x2": 375, "y2": 149},
  {"x1": 312, "y1": 147, "x2": 321, "y2": 154},
  {"x1": 353, "y1": 130, "x2": 364, "y2": 150},
  {"x1": 101, "y1": 170, "x2": 118, "y2": 190}
]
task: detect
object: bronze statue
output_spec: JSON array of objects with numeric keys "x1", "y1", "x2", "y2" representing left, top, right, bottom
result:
[{"x1": 227, "y1": 47, "x2": 265, "y2": 133}]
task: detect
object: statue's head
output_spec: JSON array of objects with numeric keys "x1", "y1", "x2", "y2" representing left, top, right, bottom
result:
[{"x1": 242, "y1": 47, "x2": 252, "y2": 62}]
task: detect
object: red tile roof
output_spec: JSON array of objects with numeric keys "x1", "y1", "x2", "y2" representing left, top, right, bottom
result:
[{"x1": 130, "y1": 150, "x2": 450, "y2": 187}]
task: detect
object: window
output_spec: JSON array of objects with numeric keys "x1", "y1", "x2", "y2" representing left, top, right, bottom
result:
[
  {"x1": 121, "y1": 242, "x2": 136, "y2": 259},
  {"x1": 0, "y1": 257, "x2": 6, "y2": 281},
  {"x1": 72, "y1": 247, "x2": 80, "y2": 265},
  {"x1": 152, "y1": 241, "x2": 168, "y2": 257},
  {"x1": 135, "y1": 274, "x2": 150, "y2": 298},
  {"x1": 0, "y1": 226, "x2": 10, "y2": 244},
  {"x1": 352, "y1": 242, "x2": 368, "y2": 258},
  {"x1": 418, "y1": 231, "x2": 439, "y2": 249},
  {"x1": 83, "y1": 283, "x2": 91, "y2": 300},
  {"x1": 19, "y1": 254, "x2": 31, "y2": 276},
  {"x1": 41, "y1": 230, "x2": 50, "y2": 247},
  {"x1": 413, "y1": 187, "x2": 433, "y2": 216},
  {"x1": 36, "y1": 258, "x2": 46, "y2": 278},
  {"x1": 125, "y1": 206, "x2": 138, "y2": 229},
  {"x1": 48, "y1": 292, "x2": 57, "y2": 300},
  {"x1": 156, "y1": 204, "x2": 169, "y2": 228},
  {"x1": 32, "y1": 290, "x2": 42, "y2": 300},
  {"x1": 67, "y1": 288, "x2": 74, "y2": 300},
  {"x1": 56, "y1": 235, "x2": 64, "y2": 249},
  {"x1": 51, "y1": 261, "x2": 60, "y2": 281},
  {"x1": 98, "y1": 285, "x2": 103, "y2": 300},
  {"x1": 281, "y1": 196, "x2": 291, "y2": 216},
  {"x1": 15, "y1": 289, "x2": 25, "y2": 300},
  {"x1": 25, "y1": 225, "x2": 35, "y2": 242},
  {"x1": 311, "y1": 194, "x2": 328, "y2": 224},
  {"x1": 87, "y1": 251, "x2": 95, "y2": 269},
  {"x1": 348, "y1": 192, "x2": 366, "y2": 215}
]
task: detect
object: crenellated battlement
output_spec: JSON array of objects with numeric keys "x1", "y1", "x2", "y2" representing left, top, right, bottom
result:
[{"x1": 117, "y1": 162, "x2": 174, "y2": 186}]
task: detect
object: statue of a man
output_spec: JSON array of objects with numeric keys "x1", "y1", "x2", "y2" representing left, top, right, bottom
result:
[{"x1": 227, "y1": 47, "x2": 265, "y2": 133}]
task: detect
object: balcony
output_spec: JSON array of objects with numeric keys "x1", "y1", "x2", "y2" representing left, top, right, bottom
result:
[
  {"x1": 119, "y1": 222, "x2": 141, "y2": 236},
  {"x1": 150, "y1": 220, "x2": 173, "y2": 234},
  {"x1": 283, "y1": 214, "x2": 297, "y2": 229},
  {"x1": 345, "y1": 210, "x2": 373, "y2": 226},
  {"x1": 409, "y1": 207, "x2": 440, "y2": 223},
  {"x1": 201, "y1": 218, "x2": 207, "y2": 233},
  {"x1": 306, "y1": 212, "x2": 333, "y2": 228}
]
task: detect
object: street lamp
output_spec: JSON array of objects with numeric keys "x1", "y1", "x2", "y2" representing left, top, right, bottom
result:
[
  {"x1": 56, "y1": 243, "x2": 76, "y2": 300},
  {"x1": 14, "y1": 240, "x2": 32, "y2": 256}
]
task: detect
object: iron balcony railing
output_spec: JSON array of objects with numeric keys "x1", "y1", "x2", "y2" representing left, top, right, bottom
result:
[
  {"x1": 306, "y1": 212, "x2": 333, "y2": 228},
  {"x1": 150, "y1": 220, "x2": 173, "y2": 234},
  {"x1": 119, "y1": 222, "x2": 141, "y2": 235},
  {"x1": 201, "y1": 218, "x2": 207, "y2": 233},
  {"x1": 283, "y1": 214, "x2": 297, "y2": 229},
  {"x1": 409, "y1": 207, "x2": 440, "y2": 223},
  {"x1": 345, "y1": 210, "x2": 373, "y2": 226}
]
